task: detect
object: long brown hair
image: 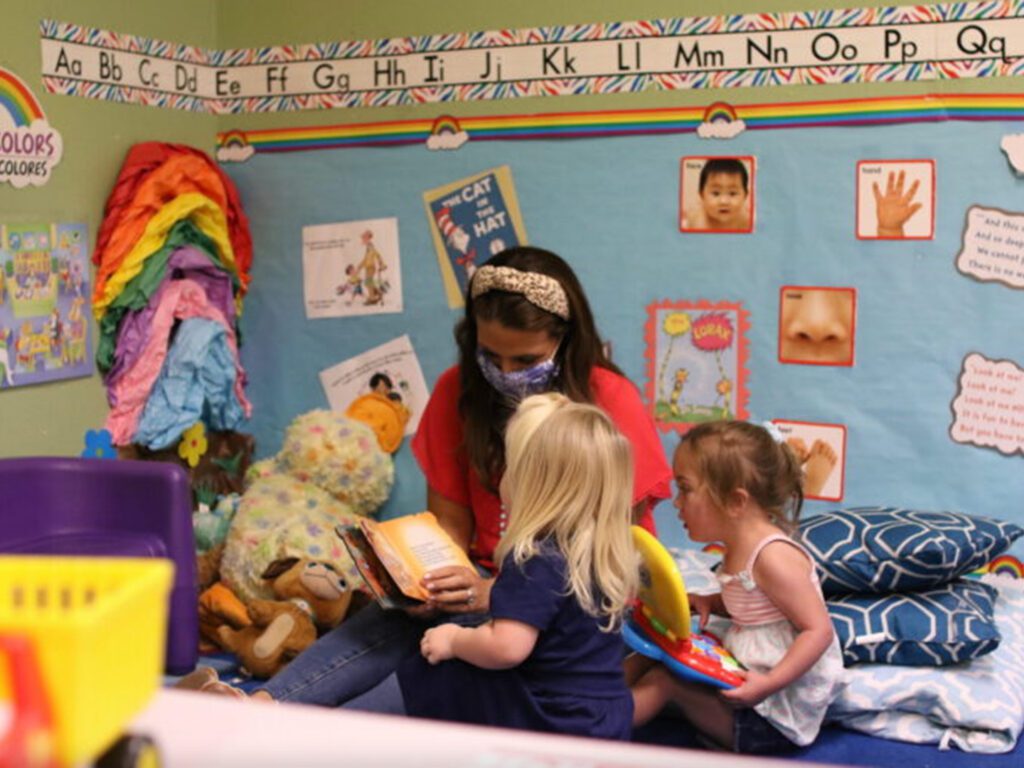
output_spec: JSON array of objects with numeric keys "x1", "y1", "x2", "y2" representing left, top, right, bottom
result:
[{"x1": 455, "y1": 246, "x2": 620, "y2": 488}]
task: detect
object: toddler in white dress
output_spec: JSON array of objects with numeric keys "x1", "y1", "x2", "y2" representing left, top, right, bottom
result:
[{"x1": 630, "y1": 420, "x2": 846, "y2": 753}]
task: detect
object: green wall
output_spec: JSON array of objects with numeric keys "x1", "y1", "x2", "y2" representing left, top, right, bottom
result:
[
  {"x1": 0, "y1": 0, "x2": 215, "y2": 457},
  {"x1": 0, "y1": 0, "x2": 1016, "y2": 458}
]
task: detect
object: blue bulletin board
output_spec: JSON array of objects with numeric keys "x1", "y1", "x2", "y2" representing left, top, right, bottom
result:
[{"x1": 226, "y1": 107, "x2": 1024, "y2": 557}]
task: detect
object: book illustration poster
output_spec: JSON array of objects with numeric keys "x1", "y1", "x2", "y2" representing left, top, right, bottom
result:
[
  {"x1": 0, "y1": 222, "x2": 92, "y2": 389},
  {"x1": 319, "y1": 334, "x2": 429, "y2": 436},
  {"x1": 301, "y1": 217, "x2": 402, "y2": 319},
  {"x1": 645, "y1": 300, "x2": 750, "y2": 432},
  {"x1": 423, "y1": 165, "x2": 527, "y2": 308}
]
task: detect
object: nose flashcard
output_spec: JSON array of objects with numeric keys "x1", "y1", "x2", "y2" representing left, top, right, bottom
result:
[{"x1": 777, "y1": 285, "x2": 857, "y2": 367}]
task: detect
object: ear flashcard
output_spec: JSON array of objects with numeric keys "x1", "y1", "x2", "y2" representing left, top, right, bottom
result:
[
  {"x1": 646, "y1": 300, "x2": 750, "y2": 432},
  {"x1": 770, "y1": 419, "x2": 847, "y2": 502},
  {"x1": 680, "y1": 156, "x2": 755, "y2": 234},
  {"x1": 856, "y1": 159, "x2": 935, "y2": 240},
  {"x1": 778, "y1": 286, "x2": 856, "y2": 367}
]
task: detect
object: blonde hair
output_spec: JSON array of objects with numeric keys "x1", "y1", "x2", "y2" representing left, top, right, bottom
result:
[
  {"x1": 679, "y1": 420, "x2": 804, "y2": 533},
  {"x1": 495, "y1": 393, "x2": 637, "y2": 630}
]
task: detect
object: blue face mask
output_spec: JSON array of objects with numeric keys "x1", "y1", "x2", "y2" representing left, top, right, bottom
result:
[{"x1": 476, "y1": 348, "x2": 560, "y2": 403}]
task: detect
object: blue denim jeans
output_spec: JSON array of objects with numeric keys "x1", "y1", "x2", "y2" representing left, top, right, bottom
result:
[{"x1": 261, "y1": 600, "x2": 486, "y2": 711}]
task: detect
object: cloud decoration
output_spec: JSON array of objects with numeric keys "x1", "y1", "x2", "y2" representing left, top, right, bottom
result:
[
  {"x1": 216, "y1": 143, "x2": 255, "y2": 163},
  {"x1": 697, "y1": 119, "x2": 747, "y2": 140},
  {"x1": 1000, "y1": 133, "x2": 1024, "y2": 175},
  {"x1": 426, "y1": 130, "x2": 469, "y2": 151}
]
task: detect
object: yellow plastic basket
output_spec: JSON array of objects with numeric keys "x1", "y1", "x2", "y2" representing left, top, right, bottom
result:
[{"x1": 0, "y1": 556, "x2": 173, "y2": 766}]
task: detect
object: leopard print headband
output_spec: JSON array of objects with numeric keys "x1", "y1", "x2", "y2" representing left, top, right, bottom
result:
[{"x1": 469, "y1": 265, "x2": 571, "y2": 320}]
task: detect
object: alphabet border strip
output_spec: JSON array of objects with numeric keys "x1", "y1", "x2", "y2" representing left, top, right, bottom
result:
[{"x1": 39, "y1": 2, "x2": 1024, "y2": 114}]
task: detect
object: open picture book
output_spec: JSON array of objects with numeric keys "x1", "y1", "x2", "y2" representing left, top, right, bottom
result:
[
  {"x1": 336, "y1": 511, "x2": 474, "y2": 609},
  {"x1": 624, "y1": 525, "x2": 745, "y2": 690}
]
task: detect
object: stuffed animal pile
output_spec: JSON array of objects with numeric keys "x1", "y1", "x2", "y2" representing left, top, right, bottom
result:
[{"x1": 200, "y1": 409, "x2": 395, "y2": 678}]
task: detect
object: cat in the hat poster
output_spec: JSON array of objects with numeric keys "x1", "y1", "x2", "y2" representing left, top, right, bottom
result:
[{"x1": 423, "y1": 166, "x2": 527, "y2": 308}]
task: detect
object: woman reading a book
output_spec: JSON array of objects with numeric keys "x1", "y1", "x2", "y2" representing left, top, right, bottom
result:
[{"x1": 230, "y1": 246, "x2": 671, "y2": 709}]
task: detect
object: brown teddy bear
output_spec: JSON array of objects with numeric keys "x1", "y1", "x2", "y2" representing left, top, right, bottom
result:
[{"x1": 216, "y1": 557, "x2": 355, "y2": 678}]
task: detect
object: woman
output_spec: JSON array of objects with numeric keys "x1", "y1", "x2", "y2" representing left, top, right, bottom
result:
[{"x1": 203, "y1": 246, "x2": 671, "y2": 708}]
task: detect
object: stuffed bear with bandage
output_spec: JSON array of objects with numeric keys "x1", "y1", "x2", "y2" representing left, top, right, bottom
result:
[{"x1": 217, "y1": 557, "x2": 355, "y2": 679}]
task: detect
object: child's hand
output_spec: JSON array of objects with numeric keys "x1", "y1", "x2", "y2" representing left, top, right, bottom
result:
[
  {"x1": 420, "y1": 623, "x2": 462, "y2": 664},
  {"x1": 720, "y1": 668, "x2": 774, "y2": 708},
  {"x1": 689, "y1": 593, "x2": 718, "y2": 630}
]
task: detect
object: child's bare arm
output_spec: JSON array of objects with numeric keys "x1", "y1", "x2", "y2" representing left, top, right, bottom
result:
[
  {"x1": 420, "y1": 618, "x2": 539, "y2": 670},
  {"x1": 721, "y1": 542, "x2": 834, "y2": 707}
]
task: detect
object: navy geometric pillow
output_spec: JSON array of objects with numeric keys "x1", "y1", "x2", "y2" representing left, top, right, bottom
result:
[
  {"x1": 799, "y1": 507, "x2": 1023, "y2": 596},
  {"x1": 827, "y1": 579, "x2": 1001, "y2": 666}
]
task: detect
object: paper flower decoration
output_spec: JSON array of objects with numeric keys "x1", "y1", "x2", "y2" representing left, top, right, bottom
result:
[
  {"x1": 81, "y1": 428, "x2": 117, "y2": 459},
  {"x1": 178, "y1": 422, "x2": 209, "y2": 468}
]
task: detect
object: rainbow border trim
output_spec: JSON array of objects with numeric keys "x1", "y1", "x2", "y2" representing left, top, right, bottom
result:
[
  {"x1": 0, "y1": 68, "x2": 46, "y2": 126},
  {"x1": 216, "y1": 94, "x2": 1024, "y2": 155}
]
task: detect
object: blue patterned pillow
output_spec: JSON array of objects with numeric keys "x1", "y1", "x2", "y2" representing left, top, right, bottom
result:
[
  {"x1": 827, "y1": 579, "x2": 1001, "y2": 666},
  {"x1": 799, "y1": 507, "x2": 1023, "y2": 596}
]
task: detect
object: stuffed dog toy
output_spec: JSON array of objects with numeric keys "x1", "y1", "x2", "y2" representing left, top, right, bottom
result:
[{"x1": 216, "y1": 557, "x2": 354, "y2": 678}]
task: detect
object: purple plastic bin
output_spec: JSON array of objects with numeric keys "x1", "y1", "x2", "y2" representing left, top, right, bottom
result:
[{"x1": 0, "y1": 457, "x2": 198, "y2": 675}]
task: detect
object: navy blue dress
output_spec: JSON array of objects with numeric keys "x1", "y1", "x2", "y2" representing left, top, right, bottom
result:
[{"x1": 398, "y1": 544, "x2": 633, "y2": 740}]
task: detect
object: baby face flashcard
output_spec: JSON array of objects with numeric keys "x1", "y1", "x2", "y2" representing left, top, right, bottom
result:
[
  {"x1": 777, "y1": 286, "x2": 856, "y2": 367},
  {"x1": 680, "y1": 156, "x2": 755, "y2": 234},
  {"x1": 856, "y1": 159, "x2": 935, "y2": 240}
]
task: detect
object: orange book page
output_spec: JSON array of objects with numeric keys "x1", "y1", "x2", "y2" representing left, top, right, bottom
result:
[{"x1": 360, "y1": 511, "x2": 473, "y2": 601}]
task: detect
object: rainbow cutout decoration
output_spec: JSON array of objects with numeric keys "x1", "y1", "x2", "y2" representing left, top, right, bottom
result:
[
  {"x1": 697, "y1": 101, "x2": 747, "y2": 139},
  {"x1": 701, "y1": 543, "x2": 726, "y2": 558},
  {"x1": 426, "y1": 115, "x2": 469, "y2": 150},
  {"x1": 430, "y1": 115, "x2": 462, "y2": 136},
  {"x1": 216, "y1": 94, "x2": 1024, "y2": 157},
  {"x1": 702, "y1": 102, "x2": 739, "y2": 125},
  {"x1": 0, "y1": 68, "x2": 45, "y2": 127},
  {"x1": 0, "y1": 66, "x2": 63, "y2": 189},
  {"x1": 971, "y1": 555, "x2": 1024, "y2": 579},
  {"x1": 214, "y1": 130, "x2": 254, "y2": 163}
]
